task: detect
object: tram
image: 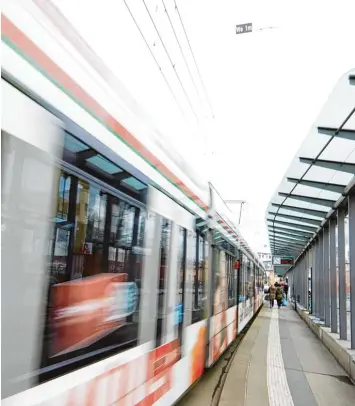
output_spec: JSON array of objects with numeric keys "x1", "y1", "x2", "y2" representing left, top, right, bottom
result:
[{"x1": 1, "y1": 2, "x2": 265, "y2": 405}]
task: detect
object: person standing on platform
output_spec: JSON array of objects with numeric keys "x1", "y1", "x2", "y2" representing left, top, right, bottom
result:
[
  {"x1": 284, "y1": 282, "x2": 289, "y2": 300},
  {"x1": 269, "y1": 284, "x2": 276, "y2": 308},
  {"x1": 275, "y1": 283, "x2": 284, "y2": 309}
]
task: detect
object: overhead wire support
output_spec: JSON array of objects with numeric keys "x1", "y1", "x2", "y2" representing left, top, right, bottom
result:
[
  {"x1": 142, "y1": 0, "x2": 199, "y2": 121},
  {"x1": 123, "y1": 0, "x2": 187, "y2": 120},
  {"x1": 174, "y1": 0, "x2": 215, "y2": 119}
]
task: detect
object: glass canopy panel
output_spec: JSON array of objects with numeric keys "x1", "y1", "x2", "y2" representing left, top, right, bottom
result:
[
  {"x1": 331, "y1": 170, "x2": 354, "y2": 185},
  {"x1": 292, "y1": 184, "x2": 341, "y2": 201},
  {"x1": 346, "y1": 148, "x2": 355, "y2": 163},
  {"x1": 296, "y1": 131, "x2": 330, "y2": 160},
  {"x1": 319, "y1": 137, "x2": 355, "y2": 161}
]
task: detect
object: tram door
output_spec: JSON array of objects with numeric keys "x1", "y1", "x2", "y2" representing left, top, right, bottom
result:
[{"x1": 139, "y1": 186, "x2": 195, "y2": 350}]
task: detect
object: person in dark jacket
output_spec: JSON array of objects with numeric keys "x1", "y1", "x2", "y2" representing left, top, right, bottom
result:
[
  {"x1": 284, "y1": 283, "x2": 289, "y2": 299},
  {"x1": 275, "y1": 283, "x2": 284, "y2": 309}
]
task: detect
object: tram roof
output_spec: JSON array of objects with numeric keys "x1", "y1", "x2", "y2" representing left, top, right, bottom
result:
[{"x1": 266, "y1": 69, "x2": 355, "y2": 261}]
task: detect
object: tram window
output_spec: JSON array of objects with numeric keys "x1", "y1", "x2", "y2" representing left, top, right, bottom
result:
[
  {"x1": 238, "y1": 256, "x2": 247, "y2": 303},
  {"x1": 227, "y1": 254, "x2": 235, "y2": 307},
  {"x1": 62, "y1": 131, "x2": 148, "y2": 203},
  {"x1": 246, "y1": 263, "x2": 254, "y2": 300},
  {"x1": 177, "y1": 227, "x2": 186, "y2": 338},
  {"x1": 156, "y1": 218, "x2": 171, "y2": 347},
  {"x1": 213, "y1": 250, "x2": 228, "y2": 315},
  {"x1": 41, "y1": 172, "x2": 145, "y2": 383},
  {"x1": 192, "y1": 233, "x2": 207, "y2": 323}
]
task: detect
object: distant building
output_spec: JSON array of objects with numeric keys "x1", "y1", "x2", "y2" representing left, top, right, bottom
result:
[{"x1": 257, "y1": 251, "x2": 272, "y2": 270}]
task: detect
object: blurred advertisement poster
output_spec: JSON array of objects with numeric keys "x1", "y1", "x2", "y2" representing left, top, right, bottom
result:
[
  {"x1": 81, "y1": 242, "x2": 93, "y2": 254},
  {"x1": 190, "y1": 324, "x2": 206, "y2": 384},
  {"x1": 51, "y1": 273, "x2": 138, "y2": 355}
]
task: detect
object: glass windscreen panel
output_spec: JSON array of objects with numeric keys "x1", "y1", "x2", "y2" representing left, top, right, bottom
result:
[{"x1": 42, "y1": 170, "x2": 146, "y2": 382}]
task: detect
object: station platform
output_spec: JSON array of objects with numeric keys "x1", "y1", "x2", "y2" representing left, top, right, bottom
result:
[
  {"x1": 219, "y1": 303, "x2": 355, "y2": 406},
  {"x1": 178, "y1": 303, "x2": 355, "y2": 406}
]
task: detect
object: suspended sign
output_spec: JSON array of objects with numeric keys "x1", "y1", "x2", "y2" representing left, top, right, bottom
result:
[
  {"x1": 273, "y1": 256, "x2": 294, "y2": 265},
  {"x1": 273, "y1": 256, "x2": 281, "y2": 265},
  {"x1": 236, "y1": 23, "x2": 252, "y2": 35}
]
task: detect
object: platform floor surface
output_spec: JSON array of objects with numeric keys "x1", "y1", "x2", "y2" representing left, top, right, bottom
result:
[{"x1": 219, "y1": 303, "x2": 355, "y2": 406}]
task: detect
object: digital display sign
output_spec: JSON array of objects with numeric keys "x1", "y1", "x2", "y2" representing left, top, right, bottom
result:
[
  {"x1": 273, "y1": 256, "x2": 294, "y2": 265},
  {"x1": 280, "y1": 257, "x2": 294, "y2": 265}
]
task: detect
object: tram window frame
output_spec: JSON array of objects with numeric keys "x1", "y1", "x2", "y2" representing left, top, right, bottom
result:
[
  {"x1": 191, "y1": 231, "x2": 207, "y2": 324},
  {"x1": 40, "y1": 167, "x2": 146, "y2": 384}
]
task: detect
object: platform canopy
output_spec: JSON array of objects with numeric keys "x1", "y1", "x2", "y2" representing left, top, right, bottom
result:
[{"x1": 266, "y1": 70, "x2": 355, "y2": 261}]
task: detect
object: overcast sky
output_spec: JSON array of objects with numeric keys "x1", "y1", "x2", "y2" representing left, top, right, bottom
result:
[{"x1": 52, "y1": 0, "x2": 355, "y2": 252}]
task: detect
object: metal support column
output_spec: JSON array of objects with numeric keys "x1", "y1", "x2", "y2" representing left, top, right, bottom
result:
[
  {"x1": 300, "y1": 261, "x2": 303, "y2": 305},
  {"x1": 309, "y1": 249, "x2": 312, "y2": 311},
  {"x1": 297, "y1": 260, "x2": 301, "y2": 305},
  {"x1": 323, "y1": 225, "x2": 330, "y2": 327},
  {"x1": 296, "y1": 264, "x2": 299, "y2": 303},
  {"x1": 329, "y1": 216, "x2": 338, "y2": 333},
  {"x1": 338, "y1": 209, "x2": 347, "y2": 340},
  {"x1": 301, "y1": 254, "x2": 306, "y2": 307},
  {"x1": 303, "y1": 255, "x2": 307, "y2": 307},
  {"x1": 319, "y1": 233, "x2": 324, "y2": 321},
  {"x1": 303, "y1": 251, "x2": 308, "y2": 309},
  {"x1": 304, "y1": 251, "x2": 309, "y2": 310},
  {"x1": 297, "y1": 263, "x2": 301, "y2": 304},
  {"x1": 299, "y1": 257, "x2": 304, "y2": 306},
  {"x1": 311, "y1": 244, "x2": 316, "y2": 315},
  {"x1": 349, "y1": 194, "x2": 355, "y2": 348},
  {"x1": 316, "y1": 239, "x2": 320, "y2": 319},
  {"x1": 308, "y1": 247, "x2": 313, "y2": 314}
]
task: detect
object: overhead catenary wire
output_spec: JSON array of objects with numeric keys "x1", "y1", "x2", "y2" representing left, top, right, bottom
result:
[
  {"x1": 161, "y1": 0, "x2": 206, "y2": 116},
  {"x1": 173, "y1": 0, "x2": 215, "y2": 119},
  {"x1": 123, "y1": 0, "x2": 188, "y2": 121},
  {"x1": 142, "y1": 0, "x2": 199, "y2": 121}
]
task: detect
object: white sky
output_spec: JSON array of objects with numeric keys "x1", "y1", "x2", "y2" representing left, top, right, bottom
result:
[{"x1": 51, "y1": 0, "x2": 355, "y2": 252}]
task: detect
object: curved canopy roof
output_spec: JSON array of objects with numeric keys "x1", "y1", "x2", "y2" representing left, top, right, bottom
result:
[{"x1": 266, "y1": 70, "x2": 355, "y2": 260}]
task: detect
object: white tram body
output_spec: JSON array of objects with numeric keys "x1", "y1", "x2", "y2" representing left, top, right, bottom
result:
[{"x1": 1, "y1": 2, "x2": 265, "y2": 405}]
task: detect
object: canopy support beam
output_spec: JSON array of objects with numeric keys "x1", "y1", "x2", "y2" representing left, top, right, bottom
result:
[
  {"x1": 278, "y1": 192, "x2": 336, "y2": 208},
  {"x1": 286, "y1": 177, "x2": 346, "y2": 195},
  {"x1": 271, "y1": 203, "x2": 328, "y2": 218},
  {"x1": 267, "y1": 219, "x2": 318, "y2": 232},
  {"x1": 300, "y1": 157, "x2": 355, "y2": 175},
  {"x1": 318, "y1": 126, "x2": 355, "y2": 141},
  {"x1": 268, "y1": 212, "x2": 322, "y2": 226}
]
